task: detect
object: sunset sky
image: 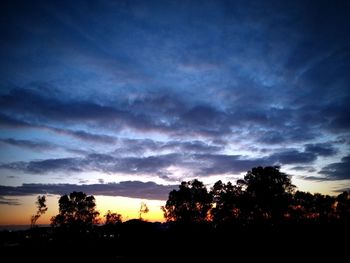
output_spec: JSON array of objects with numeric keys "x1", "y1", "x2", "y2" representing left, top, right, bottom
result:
[{"x1": 0, "y1": 0, "x2": 349, "y2": 225}]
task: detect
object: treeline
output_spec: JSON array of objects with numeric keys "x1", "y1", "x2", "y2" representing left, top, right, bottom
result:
[
  {"x1": 162, "y1": 166, "x2": 350, "y2": 225},
  {"x1": 31, "y1": 166, "x2": 350, "y2": 229}
]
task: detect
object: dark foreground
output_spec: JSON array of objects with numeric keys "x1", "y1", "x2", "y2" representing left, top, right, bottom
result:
[{"x1": 1, "y1": 221, "x2": 349, "y2": 261}]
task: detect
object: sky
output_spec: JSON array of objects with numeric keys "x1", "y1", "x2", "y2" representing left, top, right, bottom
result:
[{"x1": 0, "y1": 0, "x2": 349, "y2": 225}]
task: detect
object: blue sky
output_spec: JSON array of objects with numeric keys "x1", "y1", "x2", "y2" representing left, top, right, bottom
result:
[{"x1": 0, "y1": 0, "x2": 350, "y2": 206}]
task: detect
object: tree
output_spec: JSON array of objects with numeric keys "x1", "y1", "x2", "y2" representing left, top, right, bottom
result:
[
  {"x1": 237, "y1": 166, "x2": 295, "y2": 222},
  {"x1": 210, "y1": 180, "x2": 243, "y2": 225},
  {"x1": 139, "y1": 202, "x2": 149, "y2": 220},
  {"x1": 51, "y1": 191, "x2": 100, "y2": 229},
  {"x1": 289, "y1": 191, "x2": 316, "y2": 222},
  {"x1": 104, "y1": 210, "x2": 122, "y2": 225},
  {"x1": 336, "y1": 191, "x2": 350, "y2": 221},
  {"x1": 162, "y1": 179, "x2": 212, "y2": 223},
  {"x1": 30, "y1": 195, "x2": 48, "y2": 228}
]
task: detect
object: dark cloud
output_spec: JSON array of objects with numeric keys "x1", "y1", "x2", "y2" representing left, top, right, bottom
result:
[
  {"x1": 0, "y1": 154, "x2": 180, "y2": 176},
  {"x1": 257, "y1": 128, "x2": 318, "y2": 144},
  {"x1": 319, "y1": 155, "x2": 350, "y2": 180},
  {"x1": 0, "y1": 158, "x2": 83, "y2": 174},
  {"x1": 301, "y1": 175, "x2": 332, "y2": 182},
  {"x1": 163, "y1": 140, "x2": 222, "y2": 153},
  {"x1": 268, "y1": 149, "x2": 317, "y2": 164},
  {"x1": 192, "y1": 154, "x2": 267, "y2": 175},
  {"x1": 0, "y1": 146, "x2": 321, "y2": 178},
  {"x1": 0, "y1": 85, "x2": 348, "y2": 147},
  {"x1": 50, "y1": 127, "x2": 117, "y2": 144},
  {"x1": 322, "y1": 96, "x2": 350, "y2": 132},
  {"x1": 0, "y1": 113, "x2": 32, "y2": 128},
  {"x1": 0, "y1": 196, "x2": 21, "y2": 206},
  {"x1": 0, "y1": 89, "x2": 121, "y2": 122},
  {"x1": 0, "y1": 181, "x2": 177, "y2": 200},
  {"x1": 334, "y1": 188, "x2": 350, "y2": 193},
  {"x1": 118, "y1": 139, "x2": 222, "y2": 155},
  {"x1": 304, "y1": 142, "x2": 338, "y2": 157},
  {"x1": 0, "y1": 152, "x2": 252, "y2": 177},
  {"x1": 0, "y1": 113, "x2": 116, "y2": 144},
  {"x1": 290, "y1": 166, "x2": 316, "y2": 173},
  {"x1": 0, "y1": 138, "x2": 57, "y2": 151}
]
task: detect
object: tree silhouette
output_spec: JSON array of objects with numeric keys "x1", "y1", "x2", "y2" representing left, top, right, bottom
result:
[
  {"x1": 336, "y1": 191, "x2": 350, "y2": 221},
  {"x1": 237, "y1": 166, "x2": 295, "y2": 222},
  {"x1": 289, "y1": 190, "x2": 316, "y2": 222},
  {"x1": 210, "y1": 180, "x2": 243, "y2": 225},
  {"x1": 162, "y1": 179, "x2": 212, "y2": 223},
  {"x1": 30, "y1": 195, "x2": 48, "y2": 228},
  {"x1": 51, "y1": 191, "x2": 99, "y2": 229},
  {"x1": 104, "y1": 210, "x2": 122, "y2": 225},
  {"x1": 139, "y1": 202, "x2": 149, "y2": 220}
]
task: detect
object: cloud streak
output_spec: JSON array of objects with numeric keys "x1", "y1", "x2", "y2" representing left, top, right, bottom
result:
[
  {"x1": 0, "y1": 181, "x2": 177, "y2": 201},
  {"x1": 0, "y1": 148, "x2": 321, "y2": 178}
]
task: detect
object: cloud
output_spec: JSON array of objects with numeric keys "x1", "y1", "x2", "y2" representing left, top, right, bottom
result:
[
  {"x1": 0, "y1": 152, "x2": 259, "y2": 177},
  {"x1": 257, "y1": 128, "x2": 318, "y2": 144},
  {"x1": 319, "y1": 155, "x2": 350, "y2": 180},
  {"x1": 98, "y1": 178, "x2": 104, "y2": 184},
  {"x1": 268, "y1": 149, "x2": 317, "y2": 164},
  {"x1": 0, "y1": 158, "x2": 84, "y2": 174},
  {"x1": 192, "y1": 154, "x2": 268, "y2": 175},
  {"x1": 0, "y1": 113, "x2": 32, "y2": 128},
  {"x1": 0, "y1": 181, "x2": 177, "y2": 200},
  {"x1": 334, "y1": 188, "x2": 350, "y2": 193},
  {"x1": 0, "y1": 113, "x2": 116, "y2": 144},
  {"x1": 118, "y1": 138, "x2": 222, "y2": 156},
  {"x1": 0, "y1": 87, "x2": 320, "y2": 143},
  {"x1": 50, "y1": 127, "x2": 117, "y2": 144},
  {"x1": 0, "y1": 153, "x2": 180, "y2": 176},
  {"x1": 304, "y1": 142, "x2": 338, "y2": 157},
  {"x1": 0, "y1": 196, "x2": 21, "y2": 206},
  {"x1": 290, "y1": 166, "x2": 316, "y2": 173},
  {"x1": 0, "y1": 85, "x2": 347, "y2": 149},
  {"x1": 162, "y1": 140, "x2": 222, "y2": 153},
  {"x1": 0, "y1": 89, "x2": 121, "y2": 122},
  {"x1": 0, "y1": 146, "x2": 320, "y2": 178},
  {"x1": 0, "y1": 138, "x2": 58, "y2": 151}
]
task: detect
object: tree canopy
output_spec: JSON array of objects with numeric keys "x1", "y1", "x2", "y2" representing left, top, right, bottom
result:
[
  {"x1": 51, "y1": 191, "x2": 99, "y2": 229},
  {"x1": 162, "y1": 179, "x2": 212, "y2": 223},
  {"x1": 104, "y1": 210, "x2": 122, "y2": 225},
  {"x1": 162, "y1": 166, "x2": 350, "y2": 225},
  {"x1": 237, "y1": 166, "x2": 295, "y2": 221}
]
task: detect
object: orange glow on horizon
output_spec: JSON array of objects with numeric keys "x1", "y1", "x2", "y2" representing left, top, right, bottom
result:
[{"x1": 0, "y1": 195, "x2": 166, "y2": 226}]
